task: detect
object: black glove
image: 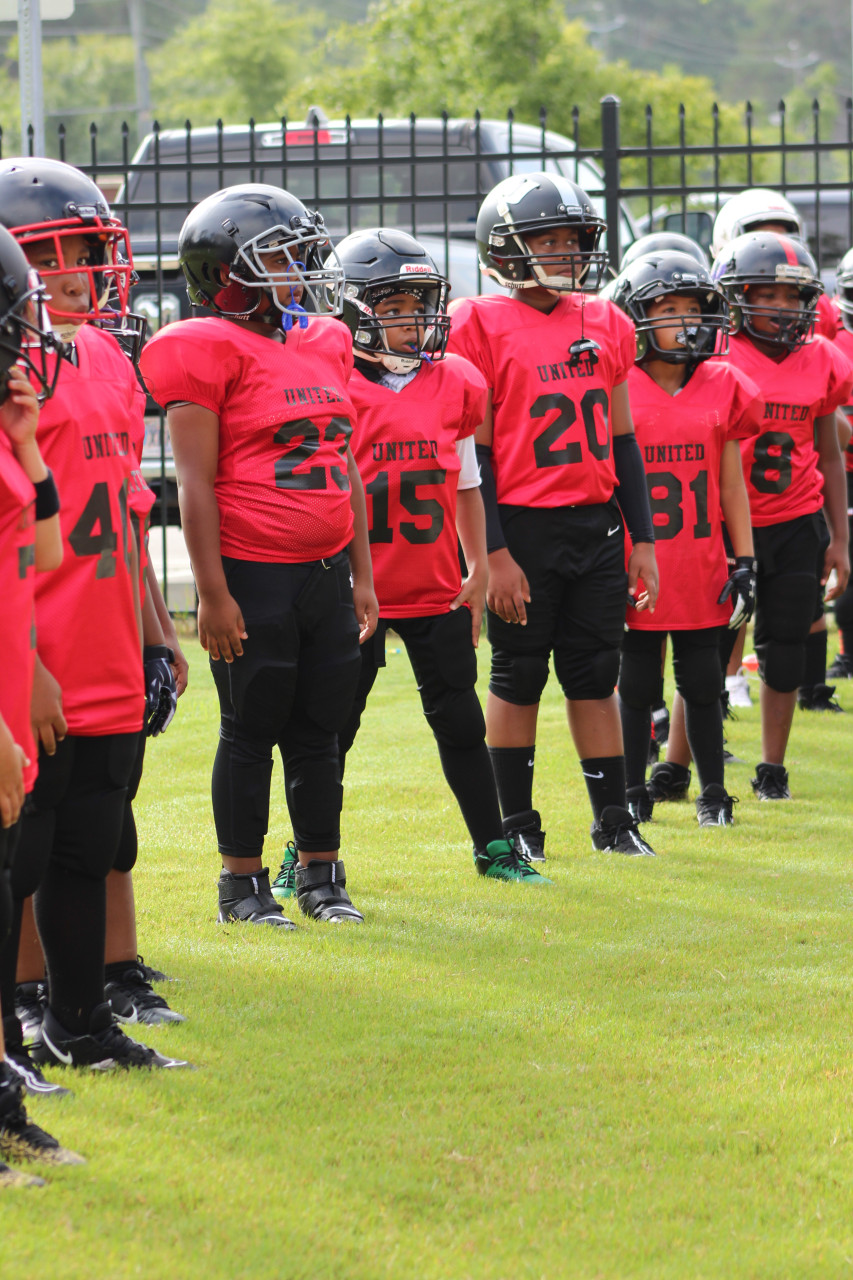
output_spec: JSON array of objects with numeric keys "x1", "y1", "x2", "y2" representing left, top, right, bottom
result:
[
  {"x1": 143, "y1": 645, "x2": 177, "y2": 737},
  {"x1": 718, "y1": 556, "x2": 757, "y2": 630}
]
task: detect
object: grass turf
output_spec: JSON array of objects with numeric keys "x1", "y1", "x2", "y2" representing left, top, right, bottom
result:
[{"x1": 3, "y1": 636, "x2": 853, "y2": 1278}]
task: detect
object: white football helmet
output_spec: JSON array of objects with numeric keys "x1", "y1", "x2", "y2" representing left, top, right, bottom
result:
[{"x1": 711, "y1": 188, "x2": 804, "y2": 259}]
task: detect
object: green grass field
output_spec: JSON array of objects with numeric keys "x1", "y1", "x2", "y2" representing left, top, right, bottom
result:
[{"x1": 3, "y1": 635, "x2": 853, "y2": 1279}]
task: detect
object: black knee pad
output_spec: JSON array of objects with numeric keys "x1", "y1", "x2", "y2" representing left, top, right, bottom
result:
[
  {"x1": 617, "y1": 645, "x2": 662, "y2": 709},
  {"x1": 673, "y1": 648, "x2": 724, "y2": 707},
  {"x1": 756, "y1": 572, "x2": 817, "y2": 648},
  {"x1": 757, "y1": 640, "x2": 806, "y2": 693},
  {"x1": 556, "y1": 643, "x2": 620, "y2": 701},
  {"x1": 489, "y1": 648, "x2": 550, "y2": 705},
  {"x1": 112, "y1": 801, "x2": 138, "y2": 873},
  {"x1": 414, "y1": 611, "x2": 484, "y2": 749},
  {"x1": 835, "y1": 584, "x2": 853, "y2": 632},
  {"x1": 283, "y1": 722, "x2": 344, "y2": 854},
  {"x1": 425, "y1": 688, "x2": 486, "y2": 751}
]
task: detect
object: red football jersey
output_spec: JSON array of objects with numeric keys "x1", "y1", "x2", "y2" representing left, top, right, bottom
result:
[
  {"x1": 34, "y1": 326, "x2": 145, "y2": 736},
  {"x1": 447, "y1": 293, "x2": 635, "y2": 507},
  {"x1": 139, "y1": 316, "x2": 356, "y2": 563},
  {"x1": 831, "y1": 324, "x2": 853, "y2": 474},
  {"x1": 349, "y1": 355, "x2": 487, "y2": 617},
  {"x1": 0, "y1": 436, "x2": 37, "y2": 790},
  {"x1": 626, "y1": 362, "x2": 762, "y2": 631},
  {"x1": 726, "y1": 333, "x2": 853, "y2": 527}
]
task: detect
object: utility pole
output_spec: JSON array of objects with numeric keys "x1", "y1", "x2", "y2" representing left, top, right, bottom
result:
[
  {"x1": 128, "y1": 0, "x2": 151, "y2": 138},
  {"x1": 17, "y1": 0, "x2": 45, "y2": 154}
]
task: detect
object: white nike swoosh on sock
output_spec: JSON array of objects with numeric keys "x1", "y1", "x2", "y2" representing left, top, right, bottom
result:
[
  {"x1": 607, "y1": 525, "x2": 621, "y2": 536},
  {"x1": 41, "y1": 1027, "x2": 74, "y2": 1066},
  {"x1": 582, "y1": 770, "x2": 605, "y2": 779}
]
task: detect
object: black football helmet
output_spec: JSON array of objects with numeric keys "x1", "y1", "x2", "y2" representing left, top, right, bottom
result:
[
  {"x1": 0, "y1": 157, "x2": 133, "y2": 340},
  {"x1": 0, "y1": 223, "x2": 62, "y2": 403},
  {"x1": 334, "y1": 228, "x2": 450, "y2": 374},
  {"x1": 178, "y1": 184, "x2": 344, "y2": 328},
  {"x1": 476, "y1": 172, "x2": 607, "y2": 293},
  {"x1": 712, "y1": 231, "x2": 822, "y2": 351},
  {"x1": 621, "y1": 232, "x2": 709, "y2": 271},
  {"x1": 610, "y1": 250, "x2": 729, "y2": 364},
  {"x1": 835, "y1": 247, "x2": 853, "y2": 333}
]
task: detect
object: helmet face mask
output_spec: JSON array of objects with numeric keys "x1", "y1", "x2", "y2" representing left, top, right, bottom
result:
[
  {"x1": 712, "y1": 232, "x2": 822, "y2": 352},
  {"x1": 335, "y1": 228, "x2": 450, "y2": 373},
  {"x1": 179, "y1": 185, "x2": 345, "y2": 330},
  {"x1": 477, "y1": 173, "x2": 608, "y2": 294},
  {"x1": 610, "y1": 251, "x2": 729, "y2": 365},
  {"x1": 0, "y1": 230, "x2": 63, "y2": 404}
]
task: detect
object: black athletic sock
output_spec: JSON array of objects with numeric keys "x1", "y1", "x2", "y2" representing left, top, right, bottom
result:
[
  {"x1": 487, "y1": 745, "x2": 535, "y2": 818},
  {"x1": 618, "y1": 700, "x2": 652, "y2": 790},
  {"x1": 580, "y1": 756, "x2": 627, "y2": 821},
  {"x1": 801, "y1": 629, "x2": 828, "y2": 691},
  {"x1": 34, "y1": 865, "x2": 106, "y2": 1035},
  {"x1": 684, "y1": 699, "x2": 724, "y2": 791},
  {"x1": 437, "y1": 742, "x2": 504, "y2": 851},
  {"x1": 841, "y1": 628, "x2": 853, "y2": 657},
  {"x1": 0, "y1": 897, "x2": 23, "y2": 1046}
]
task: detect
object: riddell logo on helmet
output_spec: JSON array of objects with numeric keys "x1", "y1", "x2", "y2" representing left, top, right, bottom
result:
[{"x1": 399, "y1": 264, "x2": 432, "y2": 274}]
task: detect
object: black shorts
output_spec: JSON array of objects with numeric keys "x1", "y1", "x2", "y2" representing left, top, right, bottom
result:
[
  {"x1": 488, "y1": 500, "x2": 628, "y2": 700},
  {"x1": 13, "y1": 732, "x2": 140, "y2": 898},
  {"x1": 753, "y1": 510, "x2": 828, "y2": 647}
]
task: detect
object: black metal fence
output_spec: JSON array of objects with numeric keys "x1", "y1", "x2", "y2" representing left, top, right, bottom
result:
[{"x1": 6, "y1": 95, "x2": 853, "y2": 606}]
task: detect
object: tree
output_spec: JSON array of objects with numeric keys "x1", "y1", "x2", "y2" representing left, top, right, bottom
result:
[{"x1": 149, "y1": 0, "x2": 312, "y2": 127}]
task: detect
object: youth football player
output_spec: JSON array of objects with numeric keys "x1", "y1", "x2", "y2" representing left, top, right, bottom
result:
[
  {"x1": 712, "y1": 231, "x2": 853, "y2": 798},
  {"x1": 827, "y1": 246, "x2": 853, "y2": 680},
  {"x1": 0, "y1": 156, "x2": 190, "y2": 1073},
  {"x1": 447, "y1": 173, "x2": 659, "y2": 857},
  {"x1": 609, "y1": 250, "x2": 761, "y2": 825},
  {"x1": 290, "y1": 227, "x2": 548, "y2": 888},
  {"x1": 140, "y1": 184, "x2": 379, "y2": 925}
]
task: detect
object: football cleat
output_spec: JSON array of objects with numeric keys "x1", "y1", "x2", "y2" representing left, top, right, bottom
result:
[
  {"x1": 626, "y1": 784, "x2": 654, "y2": 824},
  {"x1": 217, "y1": 867, "x2": 297, "y2": 929},
  {"x1": 647, "y1": 761, "x2": 691, "y2": 802},
  {"x1": 0, "y1": 1063, "x2": 83, "y2": 1166},
  {"x1": 105, "y1": 960, "x2": 186, "y2": 1026},
  {"x1": 751, "y1": 763, "x2": 791, "y2": 801},
  {"x1": 134, "y1": 955, "x2": 173, "y2": 983},
  {"x1": 725, "y1": 669, "x2": 753, "y2": 708},
  {"x1": 695, "y1": 784, "x2": 737, "y2": 827},
  {"x1": 5, "y1": 1045, "x2": 72, "y2": 1099},
  {"x1": 295, "y1": 859, "x2": 364, "y2": 923},
  {"x1": 827, "y1": 652, "x2": 853, "y2": 680},
  {"x1": 474, "y1": 839, "x2": 552, "y2": 884},
  {"x1": 501, "y1": 810, "x2": 546, "y2": 862},
  {"x1": 271, "y1": 841, "x2": 298, "y2": 900},
  {"x1": 797, "y1": 683, "x2": 843, "y2": 713},
  {"x1": 591, "y1": 806, "x2": 656, "y2": 856},
  {"x1": 31, "y1": 1003, "x2": 192, "y2": 1071},
  {"x1": 0, "y1": 1159, "x2": 45, "y2": 1188},
  {"x1": 15, "y1": 982, "x2": 46, "y2": 1043}
]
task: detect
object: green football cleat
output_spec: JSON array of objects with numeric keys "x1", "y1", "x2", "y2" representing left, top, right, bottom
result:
[
  {"x1": 474, "y1": 839, "x2": 553, "y2": 884},
  {"x1": 271, "y1": 841, "x2": 298, "y2": 901}
]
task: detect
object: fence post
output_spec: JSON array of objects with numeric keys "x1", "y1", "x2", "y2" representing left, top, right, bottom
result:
[{"x1": 600, "y1": 95, "x2": 621, "y2": 271}]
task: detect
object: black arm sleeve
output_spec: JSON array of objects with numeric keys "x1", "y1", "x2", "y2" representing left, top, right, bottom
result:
[
  {"x1": 475, "y1": 443, "x2": 507, "y2": 554},
  {"x1": 613, "y1": 432, "x2": 655, "y2": 544}
]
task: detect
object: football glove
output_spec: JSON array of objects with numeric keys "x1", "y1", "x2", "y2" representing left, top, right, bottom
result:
[
  {"x1": 143, "y1": 645, "x2": 177, "y2": 737},
  {"x1": 718, "y1": 556, "x2": 757, "y2": 630}
]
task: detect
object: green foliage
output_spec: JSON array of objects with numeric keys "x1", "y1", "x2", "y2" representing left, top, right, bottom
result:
[
  {"x1": 0, "y1": 33, "x2": 137, "y2": 160},
  {"x1": 149, "y1": 0, "x2": 312, "y2": 128}
]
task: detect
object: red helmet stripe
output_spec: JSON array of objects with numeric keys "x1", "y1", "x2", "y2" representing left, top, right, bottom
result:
[{"x1": 777, "y1": 234, "x2": 801, "y2": 266}]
